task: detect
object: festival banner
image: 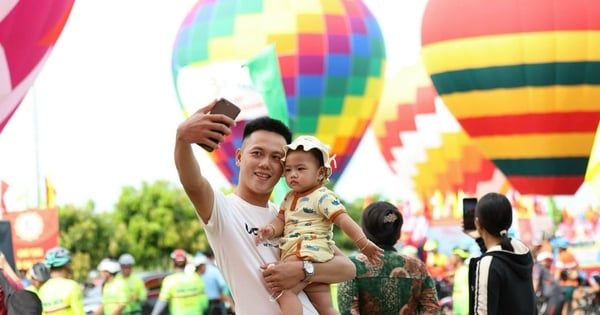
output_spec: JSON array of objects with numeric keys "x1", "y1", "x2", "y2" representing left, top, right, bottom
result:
[{"x1": 4, "y1": 208, "x2": 59, "y2": 270}]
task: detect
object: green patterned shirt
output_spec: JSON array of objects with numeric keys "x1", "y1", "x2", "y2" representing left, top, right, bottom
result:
[{"x1": 337, "y1": 246, "x2": 441, "y2": 315}]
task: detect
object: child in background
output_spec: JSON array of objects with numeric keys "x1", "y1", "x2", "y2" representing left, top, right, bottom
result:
[{"x1": 256, "y1": 135, "x2": 383, "y2": 315}]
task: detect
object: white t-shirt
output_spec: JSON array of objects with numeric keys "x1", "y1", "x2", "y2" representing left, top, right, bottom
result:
[{"x1": 201, "y1": 190, "x2": 318, "y2": 315}]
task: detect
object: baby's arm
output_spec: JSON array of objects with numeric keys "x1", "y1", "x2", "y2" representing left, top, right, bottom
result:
[
  {"x1": 334, "y1": 213, "x2": 383, "y2": 262},
  {"x1": 256, "y1": 212, "x2": 285, "y2": 245}
]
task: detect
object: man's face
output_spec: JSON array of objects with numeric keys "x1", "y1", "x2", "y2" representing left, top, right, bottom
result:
[
  {"x1": 120, "y1": 264, "x2": 132, "y2": 276},
  {"x1": 236, "y1": 130, "x2": 286, "y2": 199}
]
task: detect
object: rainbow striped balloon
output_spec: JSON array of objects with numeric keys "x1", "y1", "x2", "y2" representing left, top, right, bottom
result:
[
  {"x1": 421, "y1": 0, "x2": 600, "y2": 195},
  {"x1": 172, "y1": 0, "x2": 386, "y2": 185}
]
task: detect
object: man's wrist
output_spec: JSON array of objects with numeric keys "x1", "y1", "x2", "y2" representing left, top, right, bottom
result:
[{"x1": 302, "y1": 261, "x2": 314, "y2": 283}]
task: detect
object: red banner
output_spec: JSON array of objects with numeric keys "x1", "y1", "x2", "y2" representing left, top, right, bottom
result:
[{"x1": 4, "y1": 208, "x2": 59, "y2": 270}]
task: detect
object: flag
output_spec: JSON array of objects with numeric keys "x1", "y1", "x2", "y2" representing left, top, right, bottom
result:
[
  {"x1": 45, "y1": 177, "x2": 56, "y2": 208},
  {"x1": 0, "y1": 180, "x2": 8, "y2": 216},
  {"x1": 245, "y1": 44, "x2": 289, "y2": 125},
  {"x1": 245, "y1": 44, "x2": 289, "y2": 204}
]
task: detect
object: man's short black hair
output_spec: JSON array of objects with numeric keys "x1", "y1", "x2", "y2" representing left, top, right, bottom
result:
[{"x1": 243, "y1": 116, "x2": 292, "y2": 144}]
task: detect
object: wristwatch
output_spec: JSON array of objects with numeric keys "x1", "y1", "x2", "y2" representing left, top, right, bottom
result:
[{"x1": 303, "y1": 261, "x2": 314, "y2": 283}]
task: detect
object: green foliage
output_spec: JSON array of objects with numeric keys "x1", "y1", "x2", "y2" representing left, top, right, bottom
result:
[
  {"x1": 56, "y1": 180, "x2": 209, "y2": 281},
  {"x1": 57, "y1": 201, "x2": 119, "y2": 282},
  {"x1": 112, "y1": 180, "x2": 208, "y2": 269}
]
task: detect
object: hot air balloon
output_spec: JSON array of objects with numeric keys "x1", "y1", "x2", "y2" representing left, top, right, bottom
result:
[
  {"x1": 421, "y1": 0, "x2": 600, "y2": 196},
  {"x1": 585, "y1": 121, "x2": 600, "y2": 203},
  {"x1": 372, "y1": 60, "x2": 507, "y2": 205},
  {"x1": 0, "y1": 0, "x2": 74, "y2": 134},
  {"x1": 171, "y1": 0, "x2": 386, "y2": 185}
]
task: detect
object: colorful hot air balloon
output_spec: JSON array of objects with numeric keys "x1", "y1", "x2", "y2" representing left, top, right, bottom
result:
[
  {"x1": 372, "y1": 60, "x2": 506, "y2": 202},
  {"x1": 172, "y1": 0, "x2": 386, "y2": 185},
  {"x1": 585, "y1": 121, "x2": 600, "y2": 203},
  {"x1": 421, "y1": 0, "x2": 600, "y2": 196},
  {"x1": 0, "y1": 0, "x2": 74, "y2": 133}
]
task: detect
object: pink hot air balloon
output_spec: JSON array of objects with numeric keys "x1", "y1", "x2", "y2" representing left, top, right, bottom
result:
[{"x1": 0, "y1": 0, "x2": 74, "y2": 133}]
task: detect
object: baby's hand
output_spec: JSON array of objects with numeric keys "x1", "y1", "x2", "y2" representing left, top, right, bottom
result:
[
  {"x1": 255, "y1": 225, "x2": 273, "y2": 245},
  {"x1": 361, "y1": 240, "x2": 384, "y2": 263}
]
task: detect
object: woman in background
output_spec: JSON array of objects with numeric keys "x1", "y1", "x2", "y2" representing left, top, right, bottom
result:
[
  {"x1": 466, "y1": 192, "x2": 536, "y2": 314},
  {"x1": 337, "y1": 201, "x2": 440, "y2": 315}
]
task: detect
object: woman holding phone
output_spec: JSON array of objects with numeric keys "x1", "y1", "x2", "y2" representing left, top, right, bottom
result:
[{"x1": 465, "y1": 192, "x2": 536, "y2": 315}]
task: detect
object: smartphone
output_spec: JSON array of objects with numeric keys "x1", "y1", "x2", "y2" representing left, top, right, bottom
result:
[
  {"x1": 462, "y1": 197, "x2": 477, "y2": 231},
  {"x1": 197, "y1": 98, "x2": 241, "y2": 152}
]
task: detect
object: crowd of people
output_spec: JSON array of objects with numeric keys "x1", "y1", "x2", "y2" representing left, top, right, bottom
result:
[{"x1": 2, "y1": 102, "x2": 598, "y2": 314}]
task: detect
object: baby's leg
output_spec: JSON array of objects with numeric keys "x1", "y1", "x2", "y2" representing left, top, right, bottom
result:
[
  {"x1": 304, "y1": 282, "x2": 338, "y2": 315},
  {"x1": 273, "y1": 256, "x2": 304, "y2": 315},
  {"x1": 276, "y1": 290, "x2": 302, "y2": 315}
]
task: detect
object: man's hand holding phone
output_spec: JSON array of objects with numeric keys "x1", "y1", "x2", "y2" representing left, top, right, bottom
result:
[{"x1": 195, "y1": 98, "x2": 241, "y2": 152}]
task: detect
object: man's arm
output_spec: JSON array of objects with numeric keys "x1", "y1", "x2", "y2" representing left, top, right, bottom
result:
[
  {"x1": 174, "y1": 100, "x2": 235, "y2": 223},
  {"x1": 262, "y1": 246, "x2": 355, "y2": 292}
]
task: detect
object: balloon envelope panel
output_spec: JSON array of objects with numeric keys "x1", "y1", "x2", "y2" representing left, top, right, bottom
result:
[
  {"x1": 172, "y1": 0, "x2": 386, "y2": 184},
  {"x1": 372, "y1": 60, "x2": 501, "y2": 198},
  {"x1": 0, "y1": 0, "x2": 74, "y2": 133},
  {"x1": 421, "y1": 0, "x2": 600, "y2": 195}
]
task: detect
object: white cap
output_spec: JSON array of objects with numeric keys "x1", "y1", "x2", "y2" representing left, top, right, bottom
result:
[
  {"x1": 192, "y1": 255, "x2": 208, "y2": 267},
  {"x1": 537, "y1": 251, "x2": 553, "y2": 262},
  {"x1": 283, "y1": 135, "x2": 335, "y2": 180},
  {"x1": 98, "y1": 259, "x2": 121, "y2": 274}
]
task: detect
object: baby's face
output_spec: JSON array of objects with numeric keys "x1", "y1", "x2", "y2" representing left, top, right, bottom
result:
[{"x1": 283, "y1": 150, "x2": 324, "y2": 193}]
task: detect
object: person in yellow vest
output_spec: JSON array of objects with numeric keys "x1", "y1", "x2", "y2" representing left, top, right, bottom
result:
[
  {"x1": 449, "y1": 247, "x2": 470, "y2": 315},
  {"x1": 38, "y1": 246, "x2": 85, "y2": 315},
  {"x1": 423, "y1": 239, "x2": 449, "y2": 279},
  {"x1": 117, "y1": 253, "x2": 147, "y2": 315},
  {"x1": 25, "y1": 262, "x2": 50, "y2": 296},
  {"x1": 150, "y1": 249, "x2": 208, "y2": 315},
  {"x1": 93, "y1": 259, "x2": 129, "y2": 315}
]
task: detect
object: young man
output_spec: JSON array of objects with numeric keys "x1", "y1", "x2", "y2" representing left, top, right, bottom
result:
[
  {"x1": 117, "y1": 253, "x2": 147, "y2": 315},
  {"x1": 38, "y1": 247, "x2": 85, "y2": 315},
  {"x1": 174, "y1": 100, "x2": 356, "y2": 315}
]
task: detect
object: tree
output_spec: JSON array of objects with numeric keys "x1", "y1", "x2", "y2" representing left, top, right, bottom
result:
[
  {"x1": 58, "y1": 201, "x2": 120, "y2": 282},
  {"x1": 112, "y1": 180, "x2": 208, "y2": 270}
]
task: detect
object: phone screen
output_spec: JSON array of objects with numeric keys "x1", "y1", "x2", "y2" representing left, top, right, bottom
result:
[
  {"x1": 462, "y1": 197, "x2": 477, "y2": 231},
  {"x1": 198, "y1": 98, "x2": 241, "y2": 152}
]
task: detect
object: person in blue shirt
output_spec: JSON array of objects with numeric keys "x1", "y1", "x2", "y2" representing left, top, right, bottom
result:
[{"x1": 193, "y1": 249, "x2": 229, "y2": 315}]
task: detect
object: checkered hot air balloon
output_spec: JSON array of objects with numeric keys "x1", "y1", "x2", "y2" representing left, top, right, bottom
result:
[{"x1": 171, "y1": 0, "x2": 386, "y2": 185}]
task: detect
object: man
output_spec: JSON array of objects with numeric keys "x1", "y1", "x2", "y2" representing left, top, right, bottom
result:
[
  {"x1": 38, "y1": 247, "x2": 85, "y2": 315},
  {"x1": 93, "y1": 259, "x2": 129, "y2": 315},
  {"x1": 449, "y1": 247, "x2": 469, "y2": 315},
  {"x1": 193, "y1": 251, "x2": 228, "y2": 315},
  {"x1": 151, "y1": 249, "x2": 208, "y2": 315},
  {"x1": 25, "y1": 262, "x2": 50, "y2": 296},
  {"x1": 174, "y1": 100, "x2": 356, "y2": 315},
  {"x1": 534, "y1": 251, "x2": 564, "y2": 315},
  {"x1": 117, "y1": 253, "x2": 147, "y2": 315}
]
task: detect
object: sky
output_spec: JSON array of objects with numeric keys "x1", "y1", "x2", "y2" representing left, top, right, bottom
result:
[{"x1": 0, "y1": 0, "x2": 595, "y2": 212}]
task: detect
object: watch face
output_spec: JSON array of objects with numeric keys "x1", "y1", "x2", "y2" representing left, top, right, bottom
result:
[{"x1": 305, "y1": 261, "x2": 314, "y2": 273}]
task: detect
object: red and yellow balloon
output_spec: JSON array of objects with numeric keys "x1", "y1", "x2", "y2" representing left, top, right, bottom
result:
[
  {"x1": 0, "y1": 0, "x2": 74, "y2": 133},
  {"x1": 421, "y1": 0, "x2": 600, "y2": 195},
  {"x1": 372, "y1": 60, "x2": 505, "y2": 199}
]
